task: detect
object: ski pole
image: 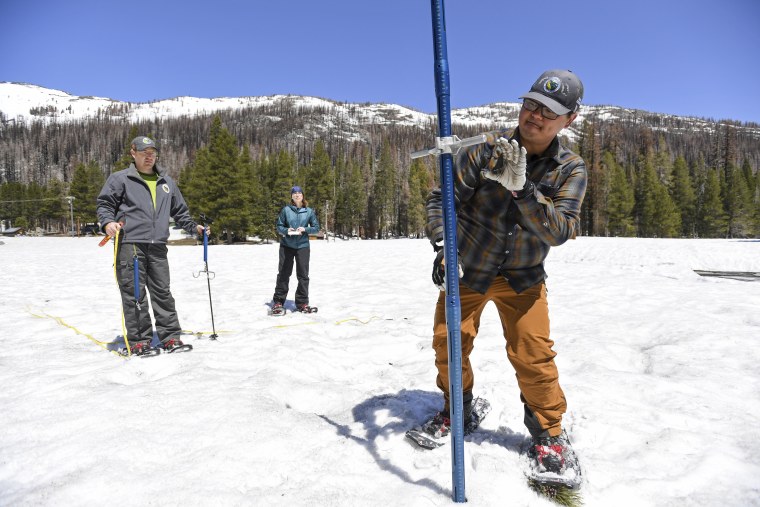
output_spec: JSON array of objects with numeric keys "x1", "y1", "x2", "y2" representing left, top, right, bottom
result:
[{"x1": 193, "y1": 214, "x2": 218, "y2": 340}]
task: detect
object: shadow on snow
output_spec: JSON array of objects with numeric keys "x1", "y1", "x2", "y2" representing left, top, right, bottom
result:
[{"x1": 318, "y1": 389, "x2": 528, "y2": 499}]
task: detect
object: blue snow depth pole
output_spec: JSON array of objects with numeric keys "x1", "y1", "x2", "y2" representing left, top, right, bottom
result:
[
  {"x1": 412, "y1": 7, "x2": 488, "y2": 499},
  {"x1": 422, "y1": 1, "x2": 472, "y2": 502},
  {"x1": 411, "y1": 5, "x2": 486, "y2": 500}
]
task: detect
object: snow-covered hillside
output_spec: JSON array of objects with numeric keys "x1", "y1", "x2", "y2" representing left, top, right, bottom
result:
[
  {"x1": 4, "y1": 81, "x2": 760, "y2": 157},
  {"x1": 0, "y1": 82, "x2": 432, "y2": 127}
]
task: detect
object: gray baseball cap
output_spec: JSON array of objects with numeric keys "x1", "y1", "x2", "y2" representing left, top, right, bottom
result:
[
  {"x1": 131, "y1": 136, "x2": 158, "y2": 151},
  {"x1": 520, "y1": 69, "x2": 584, "y2": 115}
]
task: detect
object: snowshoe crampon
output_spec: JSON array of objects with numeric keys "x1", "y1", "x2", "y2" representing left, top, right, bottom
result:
[{"x1": 405, "y1": 397, "x2": 491, "y2": 450}]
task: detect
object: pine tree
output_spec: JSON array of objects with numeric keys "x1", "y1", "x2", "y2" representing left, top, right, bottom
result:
[
  {"x1": 68, "y1": 163, "x2": 89, "y2": 223},
  {"x1": 606, "y1": 155, "x2": 635, "y2": 236},
  {"x1": 210, "y1": 117, "x2": 248, "y2": 242},
  {"x1": 42, "y1": 179, "x2": 67, "y2": 232},
  {"x1": 740, "y1": 158, "x2": 756, "y2": 191},
  {"x1": 407, "y1": 158, "x2": 431, "y2": 238},
  {"x1": 262, "y1": 149, "x2": 298, "y2": 239},
  {"x1": 236, "y1": 145, "x2": 257, "y2": 241},
  {"x1": 0, "y1": 182, "x2": 25, "y2": 228},
  {"x1": 371, "y1": 141, "x2": 396, "y2": 238},
  {"x1": 691, "y1": 156, "x2": 708, "y2": 237},
  {"x1": 304, "y1": 140, "x2": 333, "y2": 228},
  {"x1": 669, "y1": 156, "x2": 696, "y2": 237},
  {"x1": 635, "y1": 157, "x2": 657, "y2": 237},
  {"x1": 335, "y1": 157, "x2": 366, "y2": 237},
  {"x1": 242, "y1": 155, "x2": 266, "y2": 241},
  {"x1": 722, "y1": 162, "x2": 753, "y2": 237},
  {"x1": 69, "y1": 161, "x2": 103, "y2": 226},
  {"x1": 25, "y1": 181, "x2": 45, "y2": 231},
  {"x1": 698, "y1": 168, "x2": 728, "y2": 237},
  {"x1": 653, "y1": 182, "x2": 681, "y2": 238},
  {"x1": 653, "y1": 136, "x2": 672, "y2": 184},
  {"x1": 578, "y1": 120, "x2": 606, "y2": 235},
  {"x1": 636, "y1": 156, "x2": 680, "y2": 237},
  {"x1": 180, "y1": 116, "x2": 247, "y2": 243}
]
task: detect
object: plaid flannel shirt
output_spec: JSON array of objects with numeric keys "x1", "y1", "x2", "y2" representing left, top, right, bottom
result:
[{"x1": 425, "y1": 128, "x2": 587, "y2": 294}]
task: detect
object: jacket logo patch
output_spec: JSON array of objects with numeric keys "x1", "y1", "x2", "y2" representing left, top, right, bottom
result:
[{"x1": 162, "y1": 184, "x2": 170, "y2": 194}]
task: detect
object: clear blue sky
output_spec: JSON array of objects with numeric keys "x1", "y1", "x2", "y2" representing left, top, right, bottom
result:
[{"x1": 1, "y1": 0, "x2": 759, "y2": 123}]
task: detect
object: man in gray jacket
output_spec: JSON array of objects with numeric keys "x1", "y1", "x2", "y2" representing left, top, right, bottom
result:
[{"x1": 97, "y1": 136, "x2": 206, "y2": 355}]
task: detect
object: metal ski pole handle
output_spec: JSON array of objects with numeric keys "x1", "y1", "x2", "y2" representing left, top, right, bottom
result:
[
  {"x1": 411, "y1": 1, "x2": 481, "y2": 502},
  {"x1": 193, "y1": 215, "x2": 218, "y2": 341},
  {"x1": 410, "y1": 134, "x2": 487, "y2": 159}
]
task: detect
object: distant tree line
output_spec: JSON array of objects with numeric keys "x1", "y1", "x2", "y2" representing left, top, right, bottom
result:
[
  {"x1": 1, "y1": 101, "x2": 759, "y2": 239},
  {"x1": 576, "y1": 121, "x2": 759, "y2": 238}
]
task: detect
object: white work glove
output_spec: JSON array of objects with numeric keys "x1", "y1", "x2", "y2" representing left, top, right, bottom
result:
[{"x1": 483, "y1": 137, "x2": 527, "y2": 191}]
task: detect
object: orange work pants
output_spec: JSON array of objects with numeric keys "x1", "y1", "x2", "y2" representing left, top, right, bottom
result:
[{"x1": 433, "y1": 276, "x2": 566, "y2": 437}]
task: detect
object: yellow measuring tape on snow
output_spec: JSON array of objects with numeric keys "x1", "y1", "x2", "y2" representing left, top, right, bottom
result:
[
  {"x1": 335, "y1": 316, "x2": 383, "y2": 325},
  {"x1": 26, "y1": 308, "x2": 125, "y2": 359},
  {"x1": 267, "y1": 315, "x2": 385, "y2": 329}
]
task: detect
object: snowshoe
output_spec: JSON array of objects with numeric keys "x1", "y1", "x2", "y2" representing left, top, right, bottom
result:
[
  {"x1": 296, "y1": 304, "x2": 318, "y2": 313},
  {"x1": 119, "y1": 340, "x2": 161, "y2": 357},
  {"x1": 163, "y1": 337, "x2": 193, "y2": 353},
  {"x1": 405, "y1": 397, "x2": 491, "y2": 449},
  {"x1": 523, "y1": 430, "x2": 583, "y2": 505},
  {"x1": 270, "y1": 302, "x2": 286, "y2": 316}
]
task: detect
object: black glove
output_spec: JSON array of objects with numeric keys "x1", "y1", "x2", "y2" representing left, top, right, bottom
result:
[
  {"x1": 432, "y1": 249, "x2": 446, "y2": 289},
  {"x1": 432, "y1": 246, "x2": 464, "y2": 291}
]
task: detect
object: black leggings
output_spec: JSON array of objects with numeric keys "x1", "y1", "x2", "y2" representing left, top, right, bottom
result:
[{"x1": 273, "y1": 245, "x2": 310, "y2": 306}]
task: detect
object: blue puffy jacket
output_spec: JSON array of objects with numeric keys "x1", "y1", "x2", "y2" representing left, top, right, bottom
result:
[{"x1": 276, "y1": 204, "x2": 320, "y2": 249}]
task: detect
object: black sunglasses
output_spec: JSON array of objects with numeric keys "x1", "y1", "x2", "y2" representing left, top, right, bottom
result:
[{"x1": 522, "y1": 98, "x2": 560, "y2": 120}]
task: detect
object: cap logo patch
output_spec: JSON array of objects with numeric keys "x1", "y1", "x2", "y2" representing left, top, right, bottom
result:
[
  {"x1": 143, "y1": 137, "x2": 151, "y2": 143},
  {"x1": 543, "y1": 77, "x2": 562, "y2": 94}
]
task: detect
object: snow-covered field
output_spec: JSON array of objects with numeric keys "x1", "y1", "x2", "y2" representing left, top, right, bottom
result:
[{"x1": 1, "y1": 236, "x2": 759, "y2": 506}]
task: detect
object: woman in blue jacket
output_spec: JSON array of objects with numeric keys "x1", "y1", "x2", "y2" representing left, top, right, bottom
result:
[{"x1": 271, "y1": 186, "x2": 320, "y2": 314}]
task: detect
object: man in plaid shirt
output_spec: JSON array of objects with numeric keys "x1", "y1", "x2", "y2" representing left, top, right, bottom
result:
[{"x1": 421, "y1": 70, "x2": 587, "y2": 478}]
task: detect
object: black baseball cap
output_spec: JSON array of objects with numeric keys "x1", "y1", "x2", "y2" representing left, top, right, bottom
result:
[{"x1": 520, "y1": 69, "x2": 584, "y2": 115}]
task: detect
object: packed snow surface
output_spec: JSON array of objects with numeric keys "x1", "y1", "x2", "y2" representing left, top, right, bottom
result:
[{"x1": 1, "y1": 236, "x2": 759, "y2": 506}]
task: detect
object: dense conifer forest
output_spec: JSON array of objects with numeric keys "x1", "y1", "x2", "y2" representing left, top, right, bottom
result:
[{"x1": 1, "y1": 99, "x2": 759, "y2": 240}]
